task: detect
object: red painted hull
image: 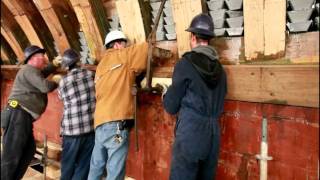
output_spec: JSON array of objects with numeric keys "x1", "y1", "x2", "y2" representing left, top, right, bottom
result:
[{"x1": 1, "y1": 80, "x2": 319, "y2": 180}]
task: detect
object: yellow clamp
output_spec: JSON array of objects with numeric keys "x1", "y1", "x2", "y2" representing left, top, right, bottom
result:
[{"x1": 9, "y1": 100, "x2": 18, "y2": 108}]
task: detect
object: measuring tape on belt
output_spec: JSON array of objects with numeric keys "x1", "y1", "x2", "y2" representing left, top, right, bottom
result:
[{"x1": 8, "y1": 100, "x2": 19, "y2": 108}]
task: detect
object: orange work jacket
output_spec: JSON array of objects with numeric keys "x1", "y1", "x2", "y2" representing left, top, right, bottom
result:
[{"x1": 94, "y1": 42, "x2": 149, "y2": 128}]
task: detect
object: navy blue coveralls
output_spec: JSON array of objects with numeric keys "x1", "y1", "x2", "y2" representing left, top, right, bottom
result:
[{"x1": 163, "y1": 46, "x2": 227, "y2": 180}]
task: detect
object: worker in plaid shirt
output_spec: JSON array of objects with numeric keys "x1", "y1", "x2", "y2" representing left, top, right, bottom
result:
[{"x1": 55, "y1": 49, "x2": 96, "y2": 180}]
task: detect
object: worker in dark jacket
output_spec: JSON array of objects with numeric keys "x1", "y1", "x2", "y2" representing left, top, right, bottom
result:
[
  {"x1": 1, "y1": 45, "x2": 60, "y2": 180},
  {"x1": 162, "y1": 13, "x2": 227, "y2": 180}
]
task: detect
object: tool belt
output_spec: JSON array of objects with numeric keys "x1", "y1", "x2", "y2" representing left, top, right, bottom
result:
[
  {"x1": 8, "y1": 100, "x2": 19, "y2": 108},
  {"x1": 118, "y1": 120, "x2": 134, "y2": 130}
]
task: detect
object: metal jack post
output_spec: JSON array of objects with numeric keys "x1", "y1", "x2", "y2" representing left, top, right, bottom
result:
[
  {"x1": 42, "y1": 134, "x2": 47, "y2": 180},
  {"x1": 256, "y1": 116, "x2": 273, "y2": 180},
  {"x1": 132, "y1": 83, "x2": 139, "y2": 152}
]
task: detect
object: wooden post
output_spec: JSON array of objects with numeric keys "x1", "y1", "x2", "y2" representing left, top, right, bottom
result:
[
  {"x1": 70, "y1": 0, "x2": 105, "y2": 62},
  {"x1": 243, "y1": 0, "x2": 286, "y2": 60},
  {"x1": 243, "y1": 0, "x2": 264, "y2": 60},
  {"x1": 115, "y1": 0, "x2": 147, "y2": 44},
  {"x1": 171, "y1": 0, "x2": 203, "y2": 57},
  {"x1": 32, "y1": 0, "x2": 71, "y2": 54}
]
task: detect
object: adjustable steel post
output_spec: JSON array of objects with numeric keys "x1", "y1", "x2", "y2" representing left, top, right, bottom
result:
[{"x1": 256, "y1": 116, "x2": 273, "y2": 180}]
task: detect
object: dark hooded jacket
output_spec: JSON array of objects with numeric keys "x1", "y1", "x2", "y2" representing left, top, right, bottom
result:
[{"x1": 163, "y1": 45, "x2": 227, "y2": 160}]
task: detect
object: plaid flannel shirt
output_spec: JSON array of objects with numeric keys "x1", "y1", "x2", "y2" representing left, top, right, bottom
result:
[{"x1": 58, "y1": 68, "x2": 96, "y2": 136}]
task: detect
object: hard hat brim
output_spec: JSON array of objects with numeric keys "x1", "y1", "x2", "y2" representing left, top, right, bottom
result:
[{"x1": 186, "y1": 27, "x2": 214, "y2": 38}]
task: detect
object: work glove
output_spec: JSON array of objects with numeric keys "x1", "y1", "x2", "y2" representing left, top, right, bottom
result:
[
  {"x1": 156, "y1": 83, "x2": 168, "y2": 100},
  {"x1": 52, "y1": 56, "x2": 62, "y2": 67},
  {"x1": 52, "y1": 74, "x2": 62, "y2": 84}
]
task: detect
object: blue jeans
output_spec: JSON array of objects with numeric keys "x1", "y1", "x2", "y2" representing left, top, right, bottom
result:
[
  {"x1": 61, "y1": 132, "x2": 95, "y2": 180},
  {"x1": 88, "y1": 122, "x2": 129, "y2": 180}
]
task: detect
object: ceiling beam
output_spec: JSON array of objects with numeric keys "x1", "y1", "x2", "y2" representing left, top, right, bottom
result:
[
  {"x1": 1, "y1": 27, "x2": 24, "y2": 62},
  {"x1": 32, "y1": 0, "x2": 71, "y2": 54},
  {"x1": 69, "y1": 0, "x2": 105, "y2": 62},
  {"x1": 2, "y1": 0, "x2": 44, "y2": 49}
]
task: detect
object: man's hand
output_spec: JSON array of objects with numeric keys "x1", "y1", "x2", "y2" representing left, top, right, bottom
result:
[
  {"x1": 52, "y1": 74, "x2": 62, "y2": 84},
  {"x1": 52, "y1": 56, "x2": 62, "y2": 67}
]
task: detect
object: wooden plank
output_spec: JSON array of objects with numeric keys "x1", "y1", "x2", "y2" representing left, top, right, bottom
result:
[
  {"x1": 263, "y1": 0, "x2": 286, "y2": 57},
  {"x1": 154, "y1": 65, "x2": 319, "y2": 108},
  {"x1": 225, "y1": 65, "x2": 319, "y2": 108},
  {"x1": 70, "y1": 0, "x2": 105, "y2": 62},
  {"x1": 33, "y1": 0, "x2": 71, "y2": 54},
  {"x1": 3, "y1": 64, "x2": 318, "y2": 108},
  {"x1": 115, "y1": 0, "x2": 146, "y2": 44},
  {"x1": 243, "y1": 0, "x2": 264, "y2": 60},
  {"x1": 1, "y1": 27, "x2": 24, "y2": 62},
  {"x1": 171, "y1": 0, "x2": 203, "y2": 57}
]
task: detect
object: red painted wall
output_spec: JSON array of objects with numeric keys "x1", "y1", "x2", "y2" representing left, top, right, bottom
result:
[{"x1": 1, "y1": 80, "x2": 319, "y2": 179}]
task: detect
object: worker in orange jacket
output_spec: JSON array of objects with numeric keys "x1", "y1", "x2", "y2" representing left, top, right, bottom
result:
[{"x1": 88, "y1": 30, "x2": 149, "y2": 180}]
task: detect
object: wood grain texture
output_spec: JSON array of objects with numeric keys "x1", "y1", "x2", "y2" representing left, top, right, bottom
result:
[
  {"x1": 116, "y1": 0, "x2": 146, "y2": 44},
  {"x1": 171, "y1": 0, "x2": 203, "y2": 57}
]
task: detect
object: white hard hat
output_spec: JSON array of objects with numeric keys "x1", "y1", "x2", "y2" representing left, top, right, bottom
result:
[{"x1": 104, "y1": 30, "x2": 127, "y2": 47}]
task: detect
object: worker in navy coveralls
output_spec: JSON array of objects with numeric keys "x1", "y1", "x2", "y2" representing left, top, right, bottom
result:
[{"x1": 162, "y1": 13, "x2": 227, "y2": 180}]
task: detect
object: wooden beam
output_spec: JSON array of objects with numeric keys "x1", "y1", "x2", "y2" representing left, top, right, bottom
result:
[
  {"x1": 263, "y1": 0, "x2": 286, "y2": 57},
  {"x1": 115, "y1": 0, "x2": 146, "y2": 44},
  {"x1": 4, "y1": 63, "x2": 317, "y2": 108},
  {"x1": 244, "y1": 0, "x2": 286, "y2": 60},
  {"x1": 70, "y1": 0, "x2": 105, "y2": 62},
  {"x1": 1, "y1": 27, "x2": 24, "y2": 62},
  {"x1": 225, "y1": 65, "x2": 319, "y2": 108},
  {"x1": 243, "y1": 0, "x2": 264, "y2": 60},
  {"x1": 1, "y1": 0, "x2": 57, "y2": 61},
  {"x1": 153, "y1": 65, "x2": 319, "y2": 108},
  {"x1": 2, "y1": 0, "x2": 44, "y2": 48},
  {"x1": 1, "y1": 47, "x2": 10, "y2": 64},
  {"x1": 171, "y1": 0, "x2": 203, "y2": 57},
  {"x1": 1, "y1": 35, "x2": 17, "y2": 65},
  {"x1": 32, "y1": 0, "x2": 71, "y2": 54}
]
